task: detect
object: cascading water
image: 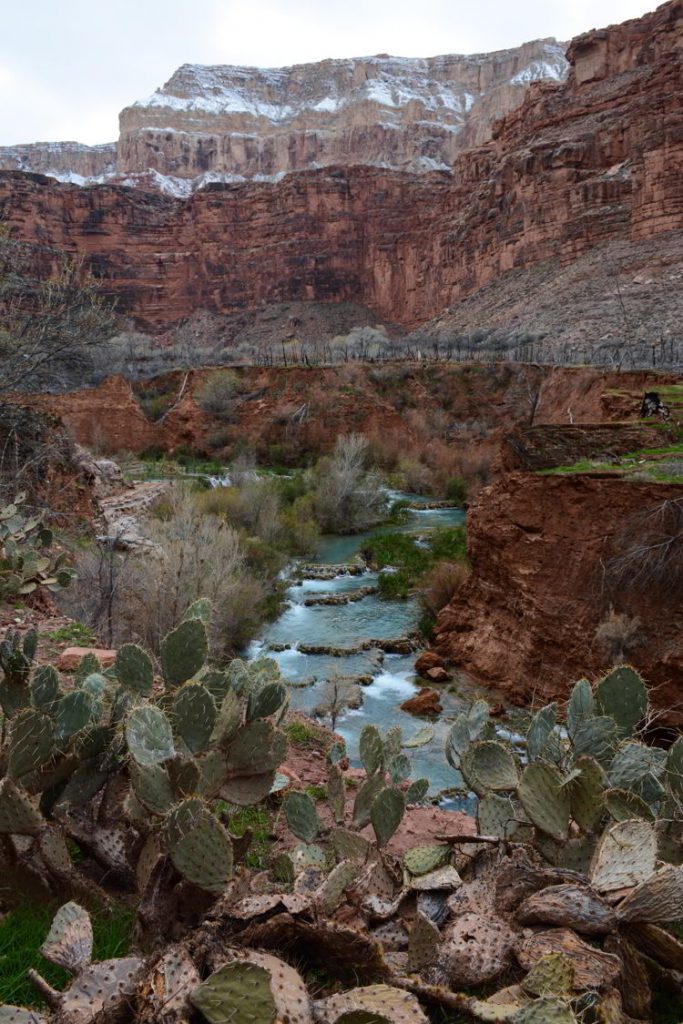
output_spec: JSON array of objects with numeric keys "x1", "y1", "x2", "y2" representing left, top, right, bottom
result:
[{"x1": 249, "y1": 494, "x2": 472, "y2": 796}]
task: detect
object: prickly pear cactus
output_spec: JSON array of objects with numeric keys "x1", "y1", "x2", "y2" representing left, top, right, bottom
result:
[
  {"x1": 125, "y1": 706, "x2": 175, "y2": 767},
  {"x1": 160, "y1": 617, "x2": 208, "y2": 689},
  {"x1": 517, "y1": 762, "x2": 571, "y2": 840},
  {"x1": 40, "y1": 901, "x2": 93, "y2": 973},
  {"x1": 284, "y1": 791, "x2": 321, "y2": 843},
  {"x1": 359, "y1": 725, "x2": 384, "y2": 775},
  {"x1": 594, "y1": 666, "x2": 648, "y2": 737},
  {"x1": 115, "y1": 643, "x2": 154, "y2": 695},
  {"x1": 460, "y1": 740, "x2": 518, "y2": 795},
  {"x1": 370, "y1": 787, "x2": 405, "y2": 846}
]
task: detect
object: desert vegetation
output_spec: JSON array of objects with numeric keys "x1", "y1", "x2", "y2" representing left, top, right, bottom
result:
[{"x1": 1, "y1": 630, "x2": 681, "y2": 1022}]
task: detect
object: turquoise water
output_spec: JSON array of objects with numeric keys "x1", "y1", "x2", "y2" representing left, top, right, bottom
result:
[{"x1": 250, "y1": 498, "x2": 472, "y2": 796}]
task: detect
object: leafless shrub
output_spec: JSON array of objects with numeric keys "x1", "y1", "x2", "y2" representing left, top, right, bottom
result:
[
  {"x1": 594, "y1": 608, "x2": 643, "y2": 665},
  {"x1": 195, "y1": 369, "x2": 241, "y2": 419},
  {"x1": 606, "y1": 497, "x2": 683, "y2": 595},
  {"x1": 312, "y1": 434, "x2": 386, "y2": 533},
  {"x1": 418, "y1": 560, "x2": 471, "y2": 617}
]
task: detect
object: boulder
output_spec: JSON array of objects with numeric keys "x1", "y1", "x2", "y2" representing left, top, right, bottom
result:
[
  {"x1": 426, "y1": 666, "x2": 451, "y2": 683},
  {"x1": 415, "y1": 651, "x2": 446, "y2": 677},
  {"x1": 58, "y1": 647, "x2": 117, "y2": 671},
  {"x1": 400, "y1": 688, "x2": 443, "y2": 717}
]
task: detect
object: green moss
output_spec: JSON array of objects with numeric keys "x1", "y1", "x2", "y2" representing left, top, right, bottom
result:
[
  {"x1": 305, "y1": 784, "x2": 328, "y2": 802},
  {"x1": 228, "y1": 806, "x2": 274, "y2": 870},
  {"x1": 0, "y1": 903, "x2": 134, "y2": 1009}
]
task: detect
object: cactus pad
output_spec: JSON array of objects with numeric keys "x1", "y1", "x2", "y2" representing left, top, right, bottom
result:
[
  {"x1": 526, "y1": 704, "x2": 558, "y2": 761},
  {"x1": 370, "y1": 787, "x2": 405, "y2": 846},
  {"x1": 317, "y1": 860, "x2": 358, "y2": 914},
  {"x1": 617, "y1": 865, "x2": 683, "y2": 923},
  {"x1": 138, "y1": 946, "x2": 200, "y2": 1021},
  {"x1": 173, "y1": 682, "x2": 216, "y2": 753},
  {"x1": 316, "y1": 985, "x2": 428, "y2": 1024},
  {"x1": 160, "y1": 617, "x2": 208, "y2": 689},
  {"x1": 604, "y1": 788, "x2": 654, "y2": 822},
  {"x1": 359, "y1": 725, "x2": 384, "y2": 775},
  {"x1": 517, "y1": 928, "x2": 620, "y2": 990},
  {"x1": 190, "y1": 962, "x2": 277, "y2": 1024},
  {"x1": 220, "y1": 772, "x2": 277, "y2": 806},
  {"x1": 567, "y1": 679, "x2": 594, "y2": 738},
  {"x1": 0, "y1": 779, "x2": 43, "y2": 834},
  {"x1": 515, "y1": 884, "x2": 616, "y2": 935},
  {"x1": 30, "y1": 665, "x2": 60, "y2": 710},
  {"x1": 477, "y1": 793, "x2": 519, "y2": 839},
  {"x1": 594, "y1": 666, "x2": 648, "y2": 737},
  {"x1": 408, "y1": 910, "x2": 441, "y2": 971},
  {"x1": 461, "y1": 740, "x2": 518, "y2": 794},
  {"x1": 332, "y1": 828, "x2": 372, "y2": 863},
  {"x1": 0, "y1": 1009, "x2": 47, "y2": 1023},
  {"x1": 169, "y1": 810, "x2": 234, "y2": 892},
  {"x1": 125, "y1": 706, "x2": 175, "y2": 767},
  {"x1": 7, "y1": 710, "x2": 53, "y2": 779},
  {"x1": 115, "y1": 644, "x2": 153, "y2": 695},
  {"x1": 568, "y1": 756, "x2": 606, "y2": 832},
  {"x1": 327, "y1": 762, "x2": 346, "y2": 823},
  {"x1": 225, "y1": 721, "x2": 286, "y2": 774},
  {"x1": 440, "y1": 911, "x2": 517, "y2": 986},
  {"x1": 571, "y1": 716, "x2": 618, "y2": 765},
  {"x1": 590, "y1": 819, "x2": 657, "y2": 892},
  {"x1": 666, "y1": 736, "x2": 683, "y2": 801},
  {"x1": 404, "y1": 724, "x2": 435, "y2": 747},
  {"x1": 353, "y1": 775, "x2": 386, "y2": 828},
  {"x1": 54, "y1": 690, "x2": 99, "y2": 744},
  {"x1": 510, "y1": 999, "x2": 577, "y2": 1023},
  {"x1": 58, "y1": 957, "x2": 143, "y2": 1022},
  {"x1": 405, "y1": 778, "x2": 429, "y2": 804},
  {"x1": 608, "y1": 741, "x2": 667, "y2": 804},
  {"x1": 518, "y1": 762, "x2": 571, "y2": 840},
  {"x1": 247, "y1": 681, "x2": 287, "y2": 721},
  {"x1": 404, "y1": 845, "x2": 449, "y2": 876},
  {"x1": 521, "y1": 953, "x2": 574, "y2": 997},
  {"x1": 388, "y1": 753, "x2": 411, "y2": 785},
  {"x1": 130, "y1": 762, "x2": 174, "y2": 815},
  {"x1": 284, "y1": 791, "x2": 321, "y2": 843},
  {"x1": 211, "y1": 689, "x2": 241, "y2": 748},
  {"x1": 40, "y1": 902, "x2": 92, "y2": 973}
]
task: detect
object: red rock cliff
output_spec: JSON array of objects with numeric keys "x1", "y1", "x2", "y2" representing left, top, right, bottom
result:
[
  {"x1": 0, "y1": 2, "x2": 681, "y2": 332},
  {"x1": 435, "y1": 472, "x2": 683, "y2": 723}
]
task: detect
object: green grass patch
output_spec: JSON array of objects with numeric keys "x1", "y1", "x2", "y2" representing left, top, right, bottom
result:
[
  {"x1": 363, "y1": 526, "x2": 468, "y2": 600},
  {"x1": 0, "y1": 903, "x2": 134, "y2": 1009},
  {"x1": 44, "y1": 622, "x2": 97, "y2": 647},
  {"x1": 285, "y1": 719, "x2": 328, "y2": 750},
  {"x1": 305, "y1": 784, "x2": 328, "y2": 802},
  {"x1": 228, "y1": 806, "x2": 274, "y2": 870}
]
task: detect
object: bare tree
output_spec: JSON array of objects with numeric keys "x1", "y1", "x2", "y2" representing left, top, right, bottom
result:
[{"x1": 0, "y1": 232, "x2": 117, "y2": 392}]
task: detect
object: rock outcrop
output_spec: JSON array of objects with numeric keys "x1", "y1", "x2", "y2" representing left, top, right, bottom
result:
[
  {"x1": 435, "y1": 473, "x2": 683, "y2": 723},
  {"x1": 0, "y1": 141, "x2": 116, "y2": 180},
  {"x1": 116, "y1": 41, "x2": 567, "y2": 182},
  {"x1": 1, "y1": 2, "x2": 680, "y2": 337}
]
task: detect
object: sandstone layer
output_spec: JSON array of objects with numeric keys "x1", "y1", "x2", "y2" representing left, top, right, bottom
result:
[
  {"x1": 116, "y1": 41, "x2": 566, "y2": 180},
  {"x1": 0, "y1": 141, "x2": 116, "y2": 180},
  {"x1": 1, "y1": 2, "x2": 680, "y2": 339},
  {"x1": 435, "y1": 472, "x2": 683, "y2": 723}
]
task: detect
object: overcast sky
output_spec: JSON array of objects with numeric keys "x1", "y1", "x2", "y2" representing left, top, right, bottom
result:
[{"x1": 0, "y1": 0, "x2": 657, "y2": 146}]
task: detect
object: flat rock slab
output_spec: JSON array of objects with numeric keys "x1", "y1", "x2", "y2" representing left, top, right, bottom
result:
[{"x1": 58, "y1": 647, "x2": 117, "y2": 671}]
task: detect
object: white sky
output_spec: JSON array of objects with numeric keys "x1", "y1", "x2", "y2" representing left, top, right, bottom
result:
[{"x1": 0, "y1": 0, "x2": 657, "y2": 146}]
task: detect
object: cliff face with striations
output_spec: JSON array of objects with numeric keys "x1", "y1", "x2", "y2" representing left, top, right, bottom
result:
[
  {"x1": 0, "y1": 142, "x2": 117, "y2": 182},
  {"x1": 116, "y1": 41, "x2": 567, "y2": 181},
  {"x1": 434, "y1": 473, "x2": 683, "y2": 724},
  {"x1": 0, "y1": 2, "x2": 681, "y2": 336}
]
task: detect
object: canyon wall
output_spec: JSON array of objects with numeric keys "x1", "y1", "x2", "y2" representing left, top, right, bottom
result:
[
  {"x1": 116, "y1": 41, "x2": 566, "y2": 180},
  {"x1": 0, "y1": 2, "x2": 680, "y2": 335},
  {"x1": 435, "y1": 472, "x2": 683, "y2": 724},
  {"x1": 0, "y1": 142, "x2": 117, "y2": 181}
]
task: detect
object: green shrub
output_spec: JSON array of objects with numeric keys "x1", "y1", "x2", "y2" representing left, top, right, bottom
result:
[
  {"x1": 196, "y1": 370, "x2": 241, "y2": 420},
  {"x1": 445, "y1": 476, "x2": 468, "y2": 504}
]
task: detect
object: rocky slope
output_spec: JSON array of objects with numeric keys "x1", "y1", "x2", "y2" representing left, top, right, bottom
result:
[
  {"x1": 0, "y1": 2, "x2": 680, "y2": 342},
  {"x1": 435, "y1": 472, "x2": 683, "y2": 724},
  {"x1": 0, "y1": 40, "x2": 567, "y2": 189}
]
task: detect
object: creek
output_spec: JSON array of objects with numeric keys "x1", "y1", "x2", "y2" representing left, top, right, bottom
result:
[{"x1": 248, "y1": 495, "x2": 473, "y2": 796}]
